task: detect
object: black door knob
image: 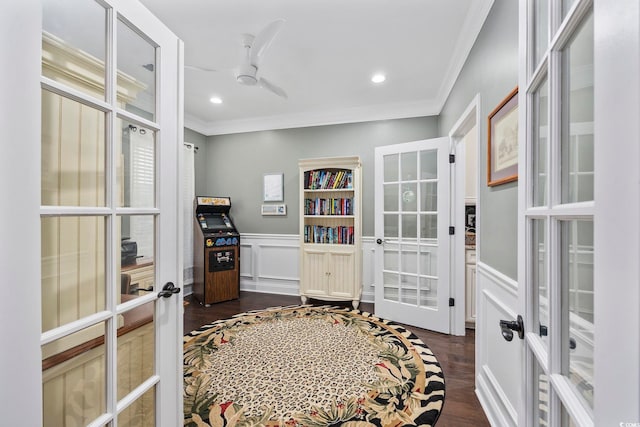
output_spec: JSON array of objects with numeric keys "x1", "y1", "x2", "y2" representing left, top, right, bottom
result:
[
  {"x1": 376, "y1": 238, "x2": 383, "y2": 245},
  {"x1": 158, "y1": 282, "x2": 181, "y2": 298},
  {"x1": 499, "y1": 315, "x2": 524, "y2": 341}
]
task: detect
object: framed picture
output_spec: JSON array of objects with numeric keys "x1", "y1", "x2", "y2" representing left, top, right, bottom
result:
[
  {"x1": 263, "y1": 173, "x2": 284, "y2": 202},
  {"x1": 487, "y1": 87, "x2": 519, "y2": 186}
]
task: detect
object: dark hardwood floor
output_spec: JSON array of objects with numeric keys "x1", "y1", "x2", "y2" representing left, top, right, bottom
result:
[{"x1": 183, "y1": 291, "x2": 490, "y2": 427}]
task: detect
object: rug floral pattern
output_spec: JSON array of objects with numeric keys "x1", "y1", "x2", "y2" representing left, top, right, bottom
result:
[{"x1": 184, "y1": 305, "x2": 445, "y2": 426}]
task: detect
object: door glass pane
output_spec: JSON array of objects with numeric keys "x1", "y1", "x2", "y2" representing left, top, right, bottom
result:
[
  {"x1": 118, "y1": 119, "x2": 156, "y2": 208},
  {"x1": 532, "y1": 77, "x2": 548, "y2": 207},
  {"x1": 419, "y1": 278, "x2": 437, "y2": 308},
  {"x1": 420, "y1": 182, "x2": 437, "y2": 212},
  {"x1": 383, "y1": 154, "x2": 398, "y2": 182},
  {"x1": 401, "y1": 183, "x2": 417, "y2": 212},
  {"x1": 420, "y1": 214, "x2": 437, "y2": 239},
  {"x1": 420, "y1": 246, "x2": 438, "y2": 276},
  {"x1": 534, "y1": 0, "x2": 549, "y2": 67},
  {"x1": 400, "y1": 275, "x2": 417, "y2": 305},
  {"x1": 561, "y1": 219, "x2": 594, "y2": 408},
  {"x1": 533, "y1": 361, "x2": 549, "y2": 427},
  {"x1": 562, "y1": 0, "x2": 578, "y2": 19},
  {"x1": 117, "y1": 18, "x2": 156, "y2": 121},
  {"x1": 118, "y1": 387, "x2": 155, "y2": 427},
  {"x1": 561, "y1": 13, "x2": 594, "y2": 204},
  {"x1": 402, "y1": 245, "x2": 418, "y2": 275},
  {"x1": 42, "y1": 323, "x2": 106, "y2": 427},
  {"x1": 41, "y1": 216, "x2": 106, "y2": 333},
  {"x1": 383, "y1": 183, "x2": 398, "y2": 211},
  {"x1": 532, "y1": 219, "x2": 548, "y2": 346},
  {"x1": 383, "y1": 248, "x2": 399, "y2": 272},
  {"x1": 384, "y1": 214, "x2": 398, "y2": 238},
  {"x1": 42, "y1": 90, "x2": 106, "y2": 207},
  {"x1": 401, "y1": 214, "x2": 417, "y2": 239},
  {"x1": 119, "y1": 215, "x2": 156, "y2": 297},
  {"x1": 42, "y1": 0, "x2": 107, "y2": 100},
  {"x1": 400, "y1": 152, "x2": 417, "y2": 181},
  {"x1": 118, "y1": 300, "x2": 155, "y2": 400},
  {"x1": 420, "y1": 149, "x2": 437, "y2": 179}
]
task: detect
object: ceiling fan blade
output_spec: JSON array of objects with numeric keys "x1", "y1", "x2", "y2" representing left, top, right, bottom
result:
[
  {"x1": 250, "y1": 19, "x2": 285, "y2": 65},
  {"x1": 185, "y1": 65, "x2": 217, "y2": 72},
  {"x1": 259, "y1": 77, "x2": 288, "y2": 99}
]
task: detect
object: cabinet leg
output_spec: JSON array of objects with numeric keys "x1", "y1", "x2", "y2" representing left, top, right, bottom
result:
[
  {"x1": 301, "y1": 296, "x2": 308, "y2": 305},
  {"x1": 352, "y1": 300, "x2": 360, "y2": 309}
]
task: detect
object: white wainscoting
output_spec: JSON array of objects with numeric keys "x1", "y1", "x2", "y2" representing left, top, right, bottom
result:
[
  {"x1": 236, "y1": 233, "x2": 376, "y2": 303},
  {"x1": 475, "y1": 261, "x2": 520, "y2": 427}
]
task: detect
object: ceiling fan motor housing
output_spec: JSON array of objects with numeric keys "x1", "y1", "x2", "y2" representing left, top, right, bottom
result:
[{"x1": 237, "y1": 63, "x2": 258, "y2": 86}]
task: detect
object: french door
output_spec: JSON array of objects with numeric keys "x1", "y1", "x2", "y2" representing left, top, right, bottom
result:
[
  {"x1": 374, "y1": 138, "x2": 451, "y2": 333},
  {"x1": 518, "y1": 0, "x2": 640, "y2": 425},
  {"x1": 39, "y1": 1, "x2": 183, "y2": 426}
]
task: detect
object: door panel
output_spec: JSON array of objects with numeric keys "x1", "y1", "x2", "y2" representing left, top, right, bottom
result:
[
  {"x1": 374, "y1": 137, "x2": 451, "y2": 333},
  {"x1": 40, "y1": 0, "x2": 182, "y2": 426}
]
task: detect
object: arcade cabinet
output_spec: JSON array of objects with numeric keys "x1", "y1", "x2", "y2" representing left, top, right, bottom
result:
[{"x1": 193, "y1": 196, "x2": 240, "y2": 306}]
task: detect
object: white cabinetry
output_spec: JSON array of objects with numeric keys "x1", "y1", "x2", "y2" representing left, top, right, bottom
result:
[
  {"x1": 299, "y1": 156, "x2": 362, "y2": 308},
  {"x1": 465, "y1": 249, "x2": 477, "y2": 326}
]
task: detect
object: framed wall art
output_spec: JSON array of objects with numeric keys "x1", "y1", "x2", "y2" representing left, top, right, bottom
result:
[
  {"x1": 263, "y1": 173, "x2": 284, "y2": 202},
  {"x1": 487, "y1": 87, "x2": 519, "y2": 186}
]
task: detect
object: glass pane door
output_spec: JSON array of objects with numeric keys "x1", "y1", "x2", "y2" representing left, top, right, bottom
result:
[
  {"x1": 40, "y1": 1, "x2": 181, "y2": 425},
  {"x1": 523, "y1": 1, "x2": 594, "y2": 425},
  {"x1": 375, "y1": 137, "x2": 451, "y2": 333}
]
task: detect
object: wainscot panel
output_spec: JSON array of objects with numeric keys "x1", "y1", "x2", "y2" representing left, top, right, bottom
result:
[
  {"x1": 236, "y1": 234, "x2": 375, "y2": 303},
  {"x1": 475, "y1": 261, "x2": 520, "y2": 427}
]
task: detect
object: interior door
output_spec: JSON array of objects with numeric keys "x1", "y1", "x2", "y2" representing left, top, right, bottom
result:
[
  {"x1": 40, "y1": 1, "x2": 183, "y2": 426},
  {"x1": 515, "y1": 1, "x2": 597, "y2": 426},
  {"x1": 374, "y1": 137, "x2": 451, "y2": 333}
]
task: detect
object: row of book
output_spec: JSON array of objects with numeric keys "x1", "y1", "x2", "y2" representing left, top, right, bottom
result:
[
  {"x1": 304, "y1": 169, "x2": 353, "y2": 190},
  {"x1": 304, "y1": 197, "x2": 354, "y2": 216},
  {"x1": 303, "y1": 225, "x2": 355, "y2": 245}
]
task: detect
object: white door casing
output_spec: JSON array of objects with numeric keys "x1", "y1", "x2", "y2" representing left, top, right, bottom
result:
[{"x1": 374, "y1": 137, "x2": 451, "y2": 334}]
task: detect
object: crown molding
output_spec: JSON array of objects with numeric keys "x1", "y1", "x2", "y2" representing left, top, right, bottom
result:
[
  {"x1": 435, "y1": 0, "x2": 495, "y2": 108},
  {"x1": 185, "y1": 98, "x2": 441, "y2": 136}
]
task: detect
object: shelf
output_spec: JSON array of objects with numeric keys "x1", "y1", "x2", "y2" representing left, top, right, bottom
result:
[{"x1": 304, "y1": 215, "x2": 355, "y2": 219}]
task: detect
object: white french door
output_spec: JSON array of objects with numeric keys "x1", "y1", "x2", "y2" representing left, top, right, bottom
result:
[
  {"x1": 374, "y1": 137, "x2": 451, "y2": 334},
  {"x1": 516, "y1": 0, "x2": 640, "y2": 425},
  {"x1": 38, "y1": 1, "x2": 183, "y2": 426}
]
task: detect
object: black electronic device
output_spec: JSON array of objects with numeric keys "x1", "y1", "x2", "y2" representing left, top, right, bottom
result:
[{"x1": 193, "y1": 196, "x2": 240, "y2": 306}]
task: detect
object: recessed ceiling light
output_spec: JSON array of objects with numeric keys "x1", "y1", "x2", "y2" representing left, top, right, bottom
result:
[
  {"x1": 209, "y1": 96, "x2": 223, "y2": 104},
  {"x1": 371, "y1": 73, "x2": 386, "y2": 83}
]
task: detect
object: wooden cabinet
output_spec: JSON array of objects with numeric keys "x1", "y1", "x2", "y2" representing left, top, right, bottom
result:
[
  {"x1": 299, "y1": 156, "x2": 362, "y2": 308},
  {"x1": 465, "y1": 249, "x2": 477, "y2": 326}
]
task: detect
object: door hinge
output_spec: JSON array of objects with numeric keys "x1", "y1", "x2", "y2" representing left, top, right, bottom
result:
[
  {"x1": 449, "y1": 297, "x2": 455, "y2": 307},
  {"x1": 449, "y1": 154, "x2": 455, "y2": 163},
  {"x1": 448, "y1": 226, "x2": 455, "y2": 235}
]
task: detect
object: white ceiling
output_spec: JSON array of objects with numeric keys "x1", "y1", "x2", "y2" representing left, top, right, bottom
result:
[{"x1": 139, "y1": 0, "x2": 494, "y2": 136}]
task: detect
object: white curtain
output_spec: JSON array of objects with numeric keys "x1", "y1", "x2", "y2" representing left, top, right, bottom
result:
[{"x1": 183, "y1": 143, "x2": 195, "y2": 285}]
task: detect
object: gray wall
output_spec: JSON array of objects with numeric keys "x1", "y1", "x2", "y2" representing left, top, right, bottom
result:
[
  {"x1": 438, "y1": 0, "x2": 519, "y2": 280},
  {"x1": 184, "y1": 127, "x2": 208, "y2": 195},
  {"x1": 202, "y1": 117, "x2": 439, "y2": 236}
]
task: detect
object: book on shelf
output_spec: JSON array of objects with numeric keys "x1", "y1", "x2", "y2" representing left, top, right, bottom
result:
[
  {"x1": 304, "y1": 169, "x2": 353, "y2": 190},
  {"x1": 303, "y1": 225, "x2": 355, "y2": 244}
]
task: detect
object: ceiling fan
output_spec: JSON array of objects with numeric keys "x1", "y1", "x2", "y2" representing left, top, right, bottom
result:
[{"x1": 186, "y1": 19, "x2": 288, "y2": 99}]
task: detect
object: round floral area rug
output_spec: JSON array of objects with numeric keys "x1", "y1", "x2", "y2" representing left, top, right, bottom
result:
[{"x1": 183, "y1": 305, "x2": 445, "y2": 426}]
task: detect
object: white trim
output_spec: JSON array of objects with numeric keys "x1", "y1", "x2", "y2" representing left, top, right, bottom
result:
[
  {"x1": 186, "y1": 98, "x2": 442, "y2": 136},
  {"x1": 238, "y1": 233, "x2": 376, "y2": 303},
  {"x1": 477, "y1": 261, "x2": 518, "y2": 297},
  {"x1": 477, "y1": 365, "x2": 518, "y2": 427},
  {"x1": 436, "y1": 2, "x2": 494, "y2": 109},
  {"x1": 448, "y1": 93, "x2": 481, "y2": 336}
]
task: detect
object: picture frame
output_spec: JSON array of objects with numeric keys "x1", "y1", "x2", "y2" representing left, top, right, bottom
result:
[
  {"x1": 263, "y1": 173, "x2": 284, "y2": 202},
  {"x1": 487, "y1": 87, "x2": 519, "y2": 186}
]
